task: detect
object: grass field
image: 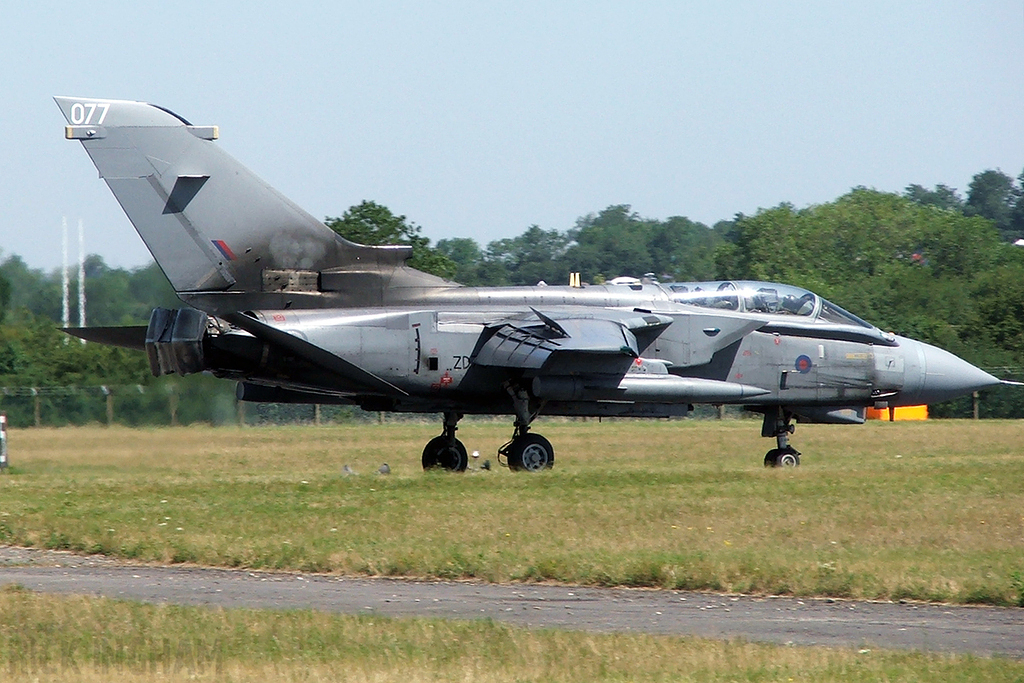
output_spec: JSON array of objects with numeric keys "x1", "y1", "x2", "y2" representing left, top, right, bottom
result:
[
  {"x1": 1, "y1": 586, "x2": 1022, "y2": 682},
  {"x1": 1, "y1": 419, "x2": 1023, "y2": 605}
]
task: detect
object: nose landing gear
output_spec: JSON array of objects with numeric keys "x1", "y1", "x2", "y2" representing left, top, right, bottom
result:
[{"x1": 763, "y1": 407, "x2": 800, "y2": 467}]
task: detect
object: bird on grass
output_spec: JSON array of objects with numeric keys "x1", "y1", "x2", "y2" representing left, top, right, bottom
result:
[
  {"x1": 377, "y1": 463, "x2": 391, "y2": 475},
  {"x1": 342, "y1": 464, "x2": 357, "y2": 476}
]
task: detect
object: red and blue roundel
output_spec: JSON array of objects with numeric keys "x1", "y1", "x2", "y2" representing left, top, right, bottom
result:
[{"x1": 794, "y1": 355, "x2": 813, "y2": 373}]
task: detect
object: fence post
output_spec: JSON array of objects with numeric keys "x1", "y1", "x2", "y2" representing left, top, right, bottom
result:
[
  {"x1": 314, "y1": 403, "x2": 321, "y2": 426},
  {"x1": 973, "y1": 391, "x2": 980, "y2": 420},
  {"x1": 101, "y1": 386, "x2": 113, "y2": 426},
  {"x1": 32, "y1": 389, "x2": 40, "y2": 427},
  {"x1": 168, "y1": 385, "x2": 179, "y2": 426}
]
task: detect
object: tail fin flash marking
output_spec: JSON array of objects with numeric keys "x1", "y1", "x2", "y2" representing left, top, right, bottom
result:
[{"x1": 212, "y1": 240, "x2": 237, "y2": 261}]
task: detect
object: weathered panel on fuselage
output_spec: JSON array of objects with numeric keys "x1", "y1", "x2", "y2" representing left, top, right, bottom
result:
[
  {"x1": 293, "y1": 309, "x2": 488, "y2": 395},
  {"x1": 301, "y1": 318, "x2": 410, "y2": 379},
  {"x1": 646, "y1": 310, "x2": 759, "y2": 369},
  {"x1": 708, "y1": 331, "x2": 876, "y2": 404},
  {"x1": 406, "y1": 319, "x2": 491, "y2": 394}
]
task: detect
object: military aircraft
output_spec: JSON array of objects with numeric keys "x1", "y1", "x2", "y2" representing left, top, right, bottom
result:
[{"x1": 55, "y1": 96, "x2": 1007, "y2": 471}]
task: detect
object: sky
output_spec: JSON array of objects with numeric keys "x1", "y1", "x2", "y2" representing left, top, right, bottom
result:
[{"x1": 2, "y1": 2, "x2": 1022, "y2": 271}]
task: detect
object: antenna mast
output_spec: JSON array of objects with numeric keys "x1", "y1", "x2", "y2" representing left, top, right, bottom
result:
[
  {"x1": 77, "y1": 218, "x2": 86, "y2": 341},
  {"x1": 61, "y1": 217, "x2": 70, "y2": 339}
]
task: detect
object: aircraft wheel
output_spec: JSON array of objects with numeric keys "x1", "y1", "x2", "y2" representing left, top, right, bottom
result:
[
  {"x1": 507, "y1": 434, "x2": 554, "y2": 472},
  {"x1": 776, "y1": 448, "x2": 800, "y2": 467},
  {"x1": 763, "y1": 449, "x2": 780, "y2": 467},
  {"x1": 422, "y1": 436, "x2": 468, "y2": 472}
]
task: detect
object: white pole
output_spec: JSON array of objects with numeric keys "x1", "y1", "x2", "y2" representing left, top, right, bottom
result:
[
  {"x1": 77, "y1": 218, "x2": 86, "y2": 342},
  {"x1": 0, "y1": 413, "x2": 8, "y2": 470},
  {"x1": 61, "y1": 217, "x2": 70, "y2": 341}
]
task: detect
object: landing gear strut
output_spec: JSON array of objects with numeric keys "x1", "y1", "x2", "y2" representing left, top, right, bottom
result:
[
  {"x1": 422, "y1": 411, "x2": 468, "y2": 471},
  {"x1": 498, "y1": 385, "x2": 554, "y2": 472},
  {"x1": 762, "y1": 407, "x2": 800, "y2": 467}
]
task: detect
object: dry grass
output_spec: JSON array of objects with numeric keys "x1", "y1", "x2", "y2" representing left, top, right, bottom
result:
[
  {"x1": 1, "y1": 419, "x2": 1023, "y2": 604},
  {"x1": 1, "y1": 586, "x2": 1020, "y2": 682}
]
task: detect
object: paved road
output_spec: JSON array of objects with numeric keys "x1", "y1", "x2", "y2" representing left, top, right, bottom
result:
[{"x1": 1, "y1": 547, "x2": 1020, "y2": 658}]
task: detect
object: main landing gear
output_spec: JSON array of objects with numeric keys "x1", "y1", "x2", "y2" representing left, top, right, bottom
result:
[
  {"x1": 498, "y1": 385, "x2": 554, "y2": 472},
  {"x1": 499, "y1": 426, "x2": 555, "y2": 472},
  {"x1": 422, "y1": 411, "x2": 468, "y2": 471},
  {"x1": 762, "y1": 407, "x2": 800, "y2": 467},
  {"x1": 421, "y1": 388, "x2": 555, "y2": 473}
]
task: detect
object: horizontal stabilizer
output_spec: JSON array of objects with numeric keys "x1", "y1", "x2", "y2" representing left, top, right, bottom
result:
[
  {"x1": 221, "y1": 313, "x2": 407, "y2": 397},
  {"x1": 63, "y1": 325, "x2": 148, "y2": 350}
]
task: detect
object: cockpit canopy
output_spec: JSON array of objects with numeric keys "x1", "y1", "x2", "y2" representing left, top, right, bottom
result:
[{"x1": 663, "y1": 280, "x2": 874, "y2": 329}]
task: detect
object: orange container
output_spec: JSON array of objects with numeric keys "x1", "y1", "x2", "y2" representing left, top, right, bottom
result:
[{"x1": 865, "y1": 405, "x2": 929, "y2": 421}]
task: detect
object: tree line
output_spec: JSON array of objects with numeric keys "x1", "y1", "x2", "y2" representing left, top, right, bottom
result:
[{"x1": 1, "y1": 166, "x2": 1023, "y2": 425}]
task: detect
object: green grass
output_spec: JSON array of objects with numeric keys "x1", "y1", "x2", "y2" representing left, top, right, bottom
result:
[
  {"x1": 1, "y1": 420, "x2": 1023, "y2": 604},
  {"x1": 1, "y1": 586, "x2": 1021, "y2": 682}
]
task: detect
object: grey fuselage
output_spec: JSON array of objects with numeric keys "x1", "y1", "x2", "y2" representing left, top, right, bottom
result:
[{"x1": 211, "y1": 281, "x2": 959, "y2": 422}]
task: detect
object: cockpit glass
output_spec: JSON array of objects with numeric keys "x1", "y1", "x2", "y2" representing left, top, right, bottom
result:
[
  {"x1": 668, "y1": 282, "x2": 742, "y2": 311},
  {"x1": 818, "y1": 299, "x2": 873, "y2": 328},
  {"x1": 664, "y1": 280, "x2": 877, "y2": 329},
  {"x1": 668, "y1": 281, "x2": 816, "y2": 317}
]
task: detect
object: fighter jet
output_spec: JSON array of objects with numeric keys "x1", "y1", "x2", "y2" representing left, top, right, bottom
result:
[{"x1": 55, "y1": 97, "x2": 1008, "y2": 471}]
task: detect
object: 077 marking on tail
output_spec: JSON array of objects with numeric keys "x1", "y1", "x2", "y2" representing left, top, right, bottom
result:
[
  {"x1": 68, "y1": 101, "x2": 110, "y2": 125},
  {"x1": 54, "y1": 96, "x2": 1012, "y2": 472}
]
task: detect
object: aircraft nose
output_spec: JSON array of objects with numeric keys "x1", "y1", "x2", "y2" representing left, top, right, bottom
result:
[{"x1": 900, "y1": 338, "x2": 1001, "y2": 405}]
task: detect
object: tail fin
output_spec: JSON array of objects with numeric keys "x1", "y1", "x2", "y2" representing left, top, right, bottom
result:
[{"x1": 56, "y1": 97, "x2": 445, "y2": 311}]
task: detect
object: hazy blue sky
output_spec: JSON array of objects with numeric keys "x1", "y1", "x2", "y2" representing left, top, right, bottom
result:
[{"x1": 3, "y1": 2, "x2": 1022, "y2": 271}]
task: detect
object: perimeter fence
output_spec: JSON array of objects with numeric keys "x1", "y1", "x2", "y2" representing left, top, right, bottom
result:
[{"x1": 2, "y1": 369, "x2": 1023, "y2": 428}]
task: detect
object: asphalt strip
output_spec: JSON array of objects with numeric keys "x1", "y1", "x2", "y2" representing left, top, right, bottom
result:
[{"x1": 0, "y1": 547, "x2": 1021, "y2": 659}]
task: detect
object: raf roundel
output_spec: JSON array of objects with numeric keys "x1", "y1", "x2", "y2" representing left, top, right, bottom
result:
[{"x1": 795, "y1": 355, "x2": 813, "y2": 373}]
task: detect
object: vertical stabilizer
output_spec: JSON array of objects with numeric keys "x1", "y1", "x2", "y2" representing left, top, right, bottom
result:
[{"x1": 55, "y1": 97, "x2": 447, "y2": 310}]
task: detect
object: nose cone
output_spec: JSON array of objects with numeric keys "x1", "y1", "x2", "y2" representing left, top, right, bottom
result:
[{"x1": 900, "y1": 338, "x2": 1001, "y2": 405}]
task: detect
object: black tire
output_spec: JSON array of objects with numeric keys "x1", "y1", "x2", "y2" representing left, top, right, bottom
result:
[
  {"x1": 422, "y1": 436, "x2": 468, "y2": 471},
  {"x1": 764, "y1": 449, "x2": 780, "y2": 467},
  {"x1": 507, "y1": 433, "x2": 554, "y2": 472}
]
